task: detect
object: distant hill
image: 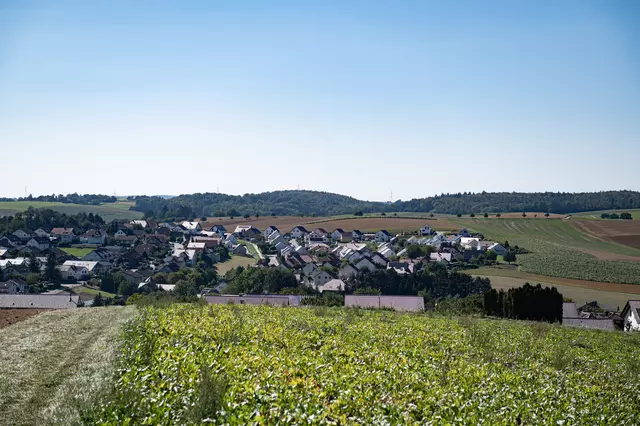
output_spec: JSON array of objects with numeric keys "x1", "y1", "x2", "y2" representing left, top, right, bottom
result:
[{"x1": 132, "y1": 190, "x2": 640, "y2": 219}]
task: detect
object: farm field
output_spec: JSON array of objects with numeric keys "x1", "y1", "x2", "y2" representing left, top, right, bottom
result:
[
  {"x1": 0, "y1": 201, "x2": 142, "y2": 222},
  {"x1": 60, "y1": 247, "x2": 93, "y2": 258},
  {"x1": 215, "y1": 255, "x2": 257, "y2": 275},
  {"x1": 572, "y1": 219, "x2": 640, "y2": 250},
  {"x1": 92, "y1": 304, "x2": 640, "y2": 424},
  {"x1": 573, "y1": 209, "x2": 640, "y2": 220},
  {"x1": 201, "y1": 215, "x2": 455, "y2": 234},
  {"x1": 475, "y1": 274, "x2": 637, "y2": 310},
  {"x1": 453, "y1": 218, "x2": 640, "y2": 285},
  {"x1": 0, "y1": 306, "x2": 135, "y2": 425}
]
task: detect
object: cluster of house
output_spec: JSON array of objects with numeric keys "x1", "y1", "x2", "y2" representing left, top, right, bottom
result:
[
  {"x1": 0, "y1": 219, "x2": 246, "y2": 292},
  {"x1": 228, "y1": 223, "x2": 507, "y2": 293}
]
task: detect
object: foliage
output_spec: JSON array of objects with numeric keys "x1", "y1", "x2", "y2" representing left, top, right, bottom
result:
[
  {"x1": 484, "y1": 283, "x2": 563, "y2": 323},
  {"x1": 301, "y1": 292, "x2": 344, "y2": 306},
  {"x1": 434, "y1": 294, "x2": 484, "y2": 316},
  {"x1": 349, "y1": 266, "x2": 491, "y2": 299},
  {"x1": 44, "y1": 253, "x2": 62, "y2": 284},
  {"x1": 5, "y1": 193, "x2": 116, "y2": 205},
  {"x1": 353, "y1": 286, "x2": 381, "y2": 295},
  {"x1": 406, "y1": 244, "x2": 433, "y2": 259},
  {"x1": 602, "y1": 212, "x2": 633, "y2": 220},
  {"x1": 134, "y1": 189, "x2": 640, "y2": 217},
  {"x1": 0, "y1": 208, "x2": 105, "y2": 234},
  {"x1": 222, "y1": 268, "x2": 297, "y2": 294},
  {"x1": 94, "y1": 305, "x2": 640, "y2": 424},
  {"x1": 503, "y1": 250, "x2": 517, "y2": 264}
]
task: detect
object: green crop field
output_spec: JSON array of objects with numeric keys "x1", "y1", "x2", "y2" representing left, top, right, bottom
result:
[
  {"x1": 89, "y1": 304, "x2": 640, "y2": 424},
  {"x1": 0, "y1": 201, "x2": 143, "y2": 222},
  {"x1": 454, "y1": 218, "x2": 640, "y2": 285}
]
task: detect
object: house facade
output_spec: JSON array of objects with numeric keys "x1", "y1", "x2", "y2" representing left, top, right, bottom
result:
[
  {"x1": 309, "y1": 269, "x2": 335, "y2": 289},
  {"x1": 420, "y1": 224, "x2": 433, "y2": 235},
  {"x1": 375, "y1": 230, "x2": 392, "y2": 242},
  {"x1": 181, "y1": 221, "x2": 202, "y2": 234},
  {"x1": 51, "y1": 228, "x2": 75, "y2": 243},
  {"x1": 59, "y1": 265, "x2": 90, "y2": 281},
  {"x1": 622, "y1": 301, "x2": 640, "y2": 331},
  {"x1": 209, "y1": 225, "x2": 227, "y2": 236},
  {"x1": 79, "y1": 230, "x2": 107, "y2": 245},
  {"x1": 263, "y1": 226, "x2": 279, "y2": 239},
  {"x1": 290, "y1": 226, "x2": 309, "y2": 239},
  {"x1": 26, "y1": 237, "x2": 50, "y2": 250}
]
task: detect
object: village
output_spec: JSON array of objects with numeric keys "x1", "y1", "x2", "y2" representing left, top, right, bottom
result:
[
  {"x1": 0, "y1": 218, "x2": 639, "y2": 332},
  {"x1": 0, "y1": 219, "x2": 500, "y2": 291}
]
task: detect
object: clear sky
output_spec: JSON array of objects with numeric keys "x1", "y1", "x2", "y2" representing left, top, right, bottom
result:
[{"x1": 1, "y1": 0, "x2": 639, "y2": 201}]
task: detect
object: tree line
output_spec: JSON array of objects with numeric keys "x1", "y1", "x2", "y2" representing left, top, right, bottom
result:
[
  {"x1": 0, "y1": 208, "x2": 105, "y2": 234},
  {"x1": 1, "y1": 193, "x2": 117, "y2": 205},
  {"x1": 132, "y1": 190, "x2": 640, "y2": 218}
]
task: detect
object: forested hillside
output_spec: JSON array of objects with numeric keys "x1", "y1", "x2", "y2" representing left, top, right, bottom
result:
[{"x1": 132, "y1": 190, "x2": 640, "y2": 218}]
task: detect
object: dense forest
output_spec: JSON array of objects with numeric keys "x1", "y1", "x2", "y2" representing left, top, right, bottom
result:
[
  {"x1": 132, "y1": 190, "x2": 640, "y2": 218},
  {"x1": 0, "y1": 193, "x2": 117, "y2": 205}
]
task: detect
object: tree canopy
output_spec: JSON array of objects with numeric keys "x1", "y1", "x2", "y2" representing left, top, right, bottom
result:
[{"x1": 133, "y1": 190, "x2": 640, "y2": 218}]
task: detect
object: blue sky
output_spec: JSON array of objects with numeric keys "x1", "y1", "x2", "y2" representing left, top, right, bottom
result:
[{"x1": 1, "y1": 0, "x2": 639, "y2": 201}]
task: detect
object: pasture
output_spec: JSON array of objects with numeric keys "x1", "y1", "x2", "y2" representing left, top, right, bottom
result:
[
  {"x1": 454, "y1": 218, "x2": 640, "y2": 285},
  {"x1": 92, "y1": 304, "x2": 640, "y2": 424},
  {"x1": 0, "y1": 201, "x2": 143, "y2": 222}
]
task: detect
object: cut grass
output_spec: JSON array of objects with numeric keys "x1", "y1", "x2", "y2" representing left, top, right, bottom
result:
[
  {"x1": 60, "y1": 247, "x2": 93, "y2": 258},
  {"x1": 0, "y1": 201, "x2": 142, "y2": 222},
  {"x1": 0, "y1": 306, "x2": 136, "y2": 426},
  {"x1": 215, "y1": 255, "x2": 257, "y2": 275}
]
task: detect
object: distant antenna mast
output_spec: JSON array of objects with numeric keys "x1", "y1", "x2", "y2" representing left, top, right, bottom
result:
[
  {"x1": 216, "y1": 186, "x2": 220, "y2": 193},
  {"x1": 24, "y1": 186, "x2": 27, "y2": 198},
  {"x1": 389, "y1": 190, "x2": 393, "y2": 203}
]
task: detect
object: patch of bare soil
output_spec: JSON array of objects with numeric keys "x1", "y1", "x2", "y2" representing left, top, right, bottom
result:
[{"x1": 0, "y1": 309, "x2": 47, "y2": 329}]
